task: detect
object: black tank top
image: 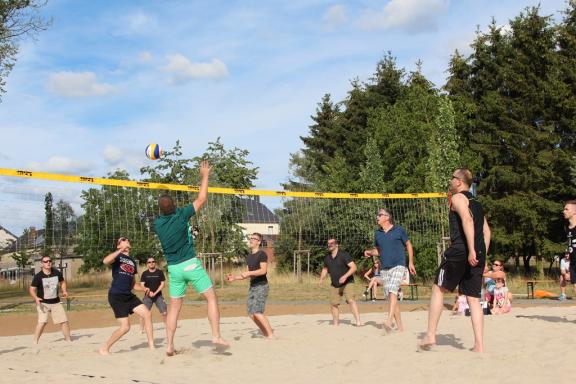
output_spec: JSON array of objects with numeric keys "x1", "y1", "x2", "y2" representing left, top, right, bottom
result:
[{"x1": 448, "y1": 191, "x2": 486, "y2": 255}]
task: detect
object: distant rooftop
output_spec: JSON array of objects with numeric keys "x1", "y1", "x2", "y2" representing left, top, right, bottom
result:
[{"x1": 238, "y1": 197, "x2": 279, "y2": 224}]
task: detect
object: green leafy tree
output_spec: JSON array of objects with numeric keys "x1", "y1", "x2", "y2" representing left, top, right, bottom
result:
[
  {"x1": 445, "y1": 7, "x2": 576, "y2": 273},
  {"x1": 425, "y1": 96, "x2": 460, "y2": 192},
  {"x1": 141, "y1": 138, "x2": 258, "y2": 259},
  {"x1": 359, "y1": 135, "x2": 387, "y2": 192},
  {"x1": 11, "y1": 249, "x2": 29, "y2": 268},
  {"x1": 76, "y1": 169, "x2": 159, "y2": 271},
  {"x1": 278, "y1": 58, "x2": 448, "y2": 279},
  {"x1": 53, "y1": 199, "x2": 76, "y2": 256},
  {"x1": 368, "y1": 67, "x2": 439, "y2": 193},
  {"x1": 43, "y1": 191, "x2": 53, "y2": 256}
]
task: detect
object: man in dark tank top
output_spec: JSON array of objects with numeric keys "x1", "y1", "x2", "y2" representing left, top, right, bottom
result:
[{"x1": 419, "y1": 168, "x2": 491, "y2": 353}]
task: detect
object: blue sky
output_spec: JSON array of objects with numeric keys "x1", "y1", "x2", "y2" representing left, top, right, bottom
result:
[{"x1": 0, "y1": 0, "x2": 569, "y2": 234}]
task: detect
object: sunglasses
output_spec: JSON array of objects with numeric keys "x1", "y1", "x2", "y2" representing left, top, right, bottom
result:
[
  {"x1": 42, "y1": 260, "x2": 52, "y2": 263},
  {"x1": 493, "y1": 263, "x2": 502, "y2": 267}
]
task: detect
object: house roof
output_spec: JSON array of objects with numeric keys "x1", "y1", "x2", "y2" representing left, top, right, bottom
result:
[
  {"x1": 238, "y1": 198, "x2": 279, "y2": 224},
  {"x1": 7, "y1": 228, "x2": 46, "y2": 252},
  {"x1": 0, "y1": 225, "x2": 17, "y2": 240}
]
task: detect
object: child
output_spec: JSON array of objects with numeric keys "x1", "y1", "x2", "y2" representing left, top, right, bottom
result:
[
  {"x1": 452, "y1": 289, "x2": 469, "y2": 316},
  {"x1": 491, "y1": 278, "x2": 512, "y2": 315}
]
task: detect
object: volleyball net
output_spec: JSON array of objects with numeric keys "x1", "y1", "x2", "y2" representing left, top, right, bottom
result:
[{"x1": 0, "y1": 168, "x2": 448, "y2": 279}]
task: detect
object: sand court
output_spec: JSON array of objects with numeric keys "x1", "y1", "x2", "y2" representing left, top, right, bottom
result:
[{"x1": 1, "y1": 306, "x2": 576, "y2": 384}]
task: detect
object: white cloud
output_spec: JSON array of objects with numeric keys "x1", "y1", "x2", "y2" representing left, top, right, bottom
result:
[
  {"x1": 161, "y1": 54, "x2": 229, "y2": 85},
  {"x1": 322, "y1": 5, "x2": 347, "y2": 29},
  {"x1": 102, "y1": 145, "x2": 146, "y2": 174},
  {"x1": 28, "y1": 156, "x2": 94, "y2": 174},
  {"x1": 138, "y1": 51, "x2": 153, "y2": 63},
  {"x1": 103, "y1": 145, "x2": 124, "y2": 165},
  {"x1": 358, "y1": 0, "x2": 449, "y2": 33},
  {"x1": 112, "y1": 10, "x2": 158, "y2": 36},
  {"x1": 46, "y1": 71, "x2": 117, "y2": 97}
]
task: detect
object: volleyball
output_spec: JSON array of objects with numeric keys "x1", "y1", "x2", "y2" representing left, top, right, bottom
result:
[{"x1": 145, "y1": 144, "x2": 163, "y2": 160}]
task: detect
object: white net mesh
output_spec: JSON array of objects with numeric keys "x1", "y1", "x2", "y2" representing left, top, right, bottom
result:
[{"x1": 0, "y1": 169, "x2": 448, "y2": 278}]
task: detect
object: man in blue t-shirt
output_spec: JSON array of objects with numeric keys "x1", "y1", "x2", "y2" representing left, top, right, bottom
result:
[
  {"x1": 99, "y1": 237, "x2": 154, "y2": 355},
  {"x1": 364, "y1": 208, "x2": 415, "y2": 332}
]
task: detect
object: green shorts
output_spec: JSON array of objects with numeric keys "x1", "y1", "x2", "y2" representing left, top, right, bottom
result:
[{"x1": 167, "y1": 257, "x2": 213, "y2": 298}]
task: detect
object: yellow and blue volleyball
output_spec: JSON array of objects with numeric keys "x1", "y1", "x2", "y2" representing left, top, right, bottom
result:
[{"x1": 145, "y1": 144, "x2": 163, "y2": 160}]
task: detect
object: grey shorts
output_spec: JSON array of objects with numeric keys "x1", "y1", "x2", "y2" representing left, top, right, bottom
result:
[
  {"x1": 142, "y1": 294, "x2": 168, "y2": 314},
  {"x1": 382, "y1": 266, "x2": 407, "y2": 297},
  {"x1": 247, "y1": 283, "x2": 269, "y2": 315}
]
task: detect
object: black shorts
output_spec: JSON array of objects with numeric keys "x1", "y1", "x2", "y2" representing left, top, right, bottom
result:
[
  {"x1": 571, "y1": 265, "x2": 576, "y2": 284},
  {"x1": 434, "y1": 249, "x2": 484, "y2": 298},
  {"x1": 108, "y1": 292, "x2": 143, "y2": 319}
]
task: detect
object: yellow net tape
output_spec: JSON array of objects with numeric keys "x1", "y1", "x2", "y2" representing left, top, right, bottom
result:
[{"x1": 0, "y1": 168, "x2": 446, "y2": 199}]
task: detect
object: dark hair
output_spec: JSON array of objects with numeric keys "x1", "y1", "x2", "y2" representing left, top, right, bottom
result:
[
  {"x1": 251, "y1": 232, "x2": 262, "y2": 241},
  {"x1": 158, "y1": 194, "x2": 176, "y2": 215},
  {"x1": 565, "y1": 200, "x2": 576, "y2": 206}
]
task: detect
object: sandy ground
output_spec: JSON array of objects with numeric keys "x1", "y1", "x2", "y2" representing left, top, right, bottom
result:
[{"x1": 1, "y1": 302, "x2": 576, "y2": 384}]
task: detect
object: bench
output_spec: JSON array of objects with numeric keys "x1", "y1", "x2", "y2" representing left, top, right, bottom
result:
[
  {"x1": 525, "y1": 280, "x2": 555, "y2": 299},
  {"x1": 364, "y1": 283, "x2": 419, "y2": 301}
]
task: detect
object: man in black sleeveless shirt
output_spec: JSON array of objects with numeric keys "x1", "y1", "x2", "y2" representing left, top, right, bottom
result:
[
  {"x1": 420, "y1": 168, "x2": 491, "y2": 353},
  {"x1": 562, "y1": 200, "x2": 576, "y2": 290}
]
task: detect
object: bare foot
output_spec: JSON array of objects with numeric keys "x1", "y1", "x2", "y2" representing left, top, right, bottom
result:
[
  {"x1": 166, "y1": 347, "x2": 175, "y2": 357},
  {"x1": 212, "y1": 337, "x2": 229, "y2": 351},
  {"x1": 382, "y1": 321, "x2": 393, "y2": 333},
  {"x1": 98, "y1": 347, "x2": 110, "y2": 356},
  {"x1": 417, "y1": 336, "x2": 436, "y2": 351},
  {"x1": 471, "y1": 344, "x2": 484, "y2": 353}
]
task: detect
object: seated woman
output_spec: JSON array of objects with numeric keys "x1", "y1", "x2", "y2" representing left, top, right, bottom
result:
[
  {"x1": 363, "y1": 260, "x2": 382, "y2": 301},
  {"x1": 491, "y1": 277, "x2": 512, "y2": 314},
  {"x1": 483, "y1": 260, "x2": 506, "y2": 306}
]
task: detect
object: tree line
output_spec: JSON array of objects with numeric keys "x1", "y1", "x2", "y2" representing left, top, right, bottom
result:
[
  {"x1": 5, "y1": 2, "x2": 576, "y2": 278},
  {"x1": 282, "y1": 4, "x2": 576, "y2": 277}
]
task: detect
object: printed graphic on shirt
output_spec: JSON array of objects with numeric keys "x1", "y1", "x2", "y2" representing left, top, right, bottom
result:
[
  {"x1": 120, "y1": 257, "x2": 136, "y2": 275},
  {"x1": 42, "y1": 276, "x2": 59, "y2": 300}
]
